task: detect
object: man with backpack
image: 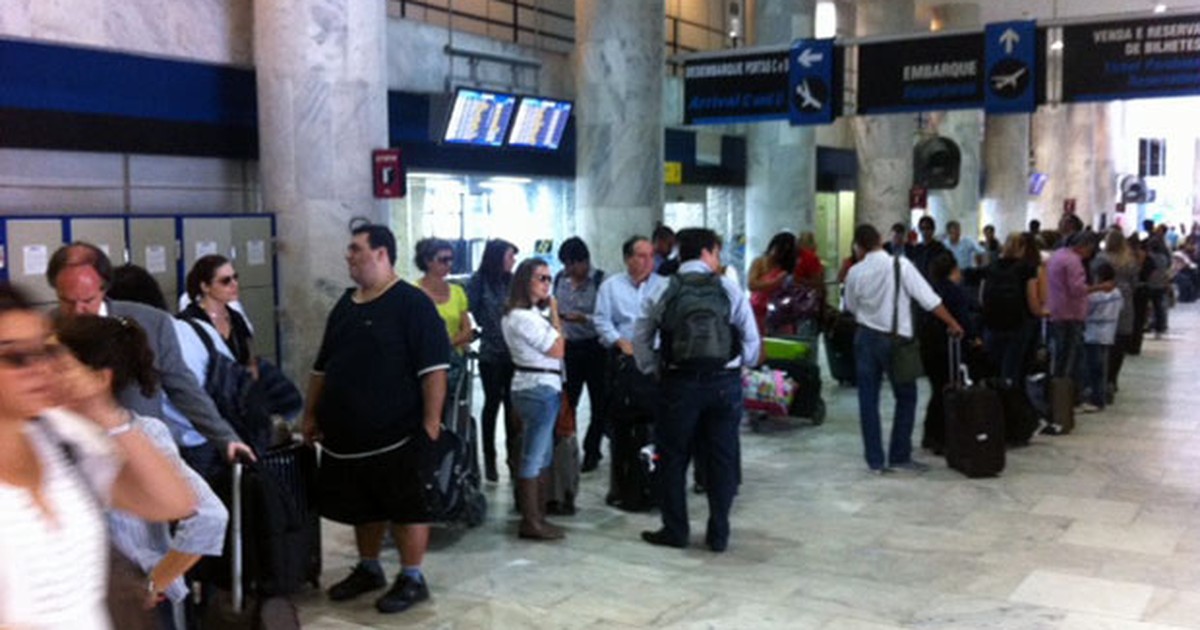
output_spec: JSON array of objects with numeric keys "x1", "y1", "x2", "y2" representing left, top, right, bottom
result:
[{"x1": 633, "y1": 228, "x2": 759, "y2": 552}]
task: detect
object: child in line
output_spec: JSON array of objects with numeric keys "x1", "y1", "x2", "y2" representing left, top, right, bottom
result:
[{"x1": 1083, "y1": 263, "x2": 1123, "y2": 413}]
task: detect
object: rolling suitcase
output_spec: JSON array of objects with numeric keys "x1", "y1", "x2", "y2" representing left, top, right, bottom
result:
[
  {"x1": 607, "y1": 417, "x2": 655, "y2": 512},
  {"x1": 546, "y1": 394, "x2": 580, "y2": 516},
  {"x1": 199, "y1": 446, "x2": 313, "y2": 629},
  {"x1": 764, "y1": 358, "x2": 826, "y2": 424},
  {"x1": 824, "y1": 312, "x2": 857, "y2": 386},
  {"x1": 944, "y1": 338, "x2": 1006, "y2": 478},
  {"x1": 983, "y1": 377, "x2": 1040, "y2": 446},
  {"x1": 443, "y1": 353, "x2": 487, "y2": 527}
]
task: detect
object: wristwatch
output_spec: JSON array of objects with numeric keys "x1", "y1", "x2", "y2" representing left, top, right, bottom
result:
[{"x1": 145, "y1": 578, "x2": 158, "y2": 598}]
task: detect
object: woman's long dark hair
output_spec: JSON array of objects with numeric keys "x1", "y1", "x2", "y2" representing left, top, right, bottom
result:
[
  {"x1": 505, "y1": 259, "x2": 548, "y2": 314},
  {"x1": 55, "y1": 315, "x2": 159, "y2": 398},
  {"x1": 476, "y1": 239, "x2": 517, "y2": 287},
  {"x1": 765, "y1": 232, "x2": 797, "y2": 273}
]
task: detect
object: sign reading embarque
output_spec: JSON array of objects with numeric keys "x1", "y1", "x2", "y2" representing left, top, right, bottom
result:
[
  {"x1": 856, "y1": 33, "x2": 985, "y2": 114},
  {"x1": 683, "y1": 51, "x2": 789, "y2": 125},
  {"x1": 1061, "y1": 14, "x2": 1200, "y2": 102}
]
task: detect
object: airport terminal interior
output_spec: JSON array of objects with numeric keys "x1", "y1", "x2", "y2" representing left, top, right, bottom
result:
[{"x1": 5, "y1": 0, "x2": 1200, "y2": 628}]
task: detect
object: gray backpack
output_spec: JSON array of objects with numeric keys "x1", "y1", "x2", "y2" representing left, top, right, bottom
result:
[{"x1": 657, "y1": 272, "x2": 738, "y2": 371}]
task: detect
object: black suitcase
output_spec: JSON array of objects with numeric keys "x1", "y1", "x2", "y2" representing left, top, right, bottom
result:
[
  {"x1": 607, "y1": 417, "x2": 655, "y2": 512},
  {"x1": 546, "y1": 433, "x2": 580, "y2": 515},
  {"x1": 983, "y1": 377, "x2": 1040, "y2": 446},
  {"x1": 764, "y1": 358, "x2": 826, "y2": 424},
  {"x1": 944, "y1": 339, "x2": 1006, "y2": 478},
  {"x1": 824, "y1": 312, "x2": 857, "y2": 386}
]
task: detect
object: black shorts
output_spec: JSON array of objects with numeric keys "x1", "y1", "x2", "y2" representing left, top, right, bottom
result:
[{"x1": 318, "y1": 438, "x2": 433, "y2": 525}]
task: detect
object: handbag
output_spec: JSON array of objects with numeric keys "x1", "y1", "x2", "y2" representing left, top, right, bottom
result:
[
  {"x1": 554, "y1": 391, "x2": 576, "y2": 438},
  {"x1": 890, "y1": 255, "x2": 924, "y2": 384}
]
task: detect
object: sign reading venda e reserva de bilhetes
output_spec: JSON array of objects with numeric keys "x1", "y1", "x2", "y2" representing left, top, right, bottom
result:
[
  {"x1": 683, "y1": 51, "x2": 789, "y2": 125},
  {"x1": 1062, "y1": 14, "x2": 1200, "y2": 102}
]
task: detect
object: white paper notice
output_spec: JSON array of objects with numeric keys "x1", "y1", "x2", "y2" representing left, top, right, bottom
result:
[
  {"x1": 195, "y1": 241, "x2": 219, "y2": 260},
  {"x1": 145, "y1": 245, "x2": 168, "y2": 274},
  {"x1": 247, "y1": 240, "x2": 266, "y2": 266},
  {"x1": 22, "y1": 245, "x2": 48, "y2": 276}
]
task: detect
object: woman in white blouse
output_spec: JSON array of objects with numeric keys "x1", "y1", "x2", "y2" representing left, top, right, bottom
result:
[
  {"x1": 0, "y1": 283, "x2": 196, "y2": 630},
  {"x1": 501, "y1": 259, "x2": 566, "y2": 541}
]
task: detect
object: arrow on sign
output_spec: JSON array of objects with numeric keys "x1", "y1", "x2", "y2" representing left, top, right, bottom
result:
[
  {"x1": 797, "y1": 47, "x2": 824, "y2": 68},
  {"x1": 999, "y1": 28, "x2": 1020, "y2": 54}
]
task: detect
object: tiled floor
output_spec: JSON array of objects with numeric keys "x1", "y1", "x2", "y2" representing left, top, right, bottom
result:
[{"x1": 298, "y1": 304, "x2": 1200, "y2": 629}]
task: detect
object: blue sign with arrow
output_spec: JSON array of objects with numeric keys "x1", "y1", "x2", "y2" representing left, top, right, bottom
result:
[
  {"x1": 788, "y1": 38, "x2": 837, "y2": 126},
  {"x1": 984, "y1": 20, "x2": 1037, "y2": 114}
]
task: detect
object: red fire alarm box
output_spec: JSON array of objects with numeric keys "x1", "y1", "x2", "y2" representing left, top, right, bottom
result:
[
  {"x1": 373, "y1": 149, "x2": 405, "y2": 198},
  {"x1": 909, "y1": 187, "x2": 928, "y2": 210}
]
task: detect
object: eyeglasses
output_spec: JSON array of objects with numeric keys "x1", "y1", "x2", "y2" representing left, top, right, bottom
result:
[
  {"x1": 216, "y1": 273, "x2": 239, "y2": 286},
  {"x1": 536, "y1": 274, "x2": 553, "y2": 283},
  {"x1": 435, "y1": 256, "x2": 454, "y2": 265},
  {"x1": 0, "y1": 344, "x2": 65, "y2": 369}
]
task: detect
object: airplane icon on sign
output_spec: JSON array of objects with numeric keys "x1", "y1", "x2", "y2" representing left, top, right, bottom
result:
[
  {"x1": 796, "y1": 80, "x2": 821, "y2": 110},
  {"x1": 991, "y1": 66, "x2": 1027, "y2": 90}
]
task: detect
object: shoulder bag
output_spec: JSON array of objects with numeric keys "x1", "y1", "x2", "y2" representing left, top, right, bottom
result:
[{"x1": 890, "y1": 256, "x2": 924, "y2": 384}]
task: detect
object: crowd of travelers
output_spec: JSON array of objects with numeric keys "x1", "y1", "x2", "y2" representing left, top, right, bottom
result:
[{"x1": 2, "y1": 213, "x2": 1196, "y2": 627}]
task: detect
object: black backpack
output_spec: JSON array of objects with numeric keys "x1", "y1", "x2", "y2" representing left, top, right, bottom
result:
[
  {"x1": 657, "y1": 272, "x2": 738, "y2": 371},
  {"x1": 179, "y1": 317, "x2": 272, "y2": 452},
  {"x1": 981, "y1": 262, "x2": 1027, "y2": 331}
]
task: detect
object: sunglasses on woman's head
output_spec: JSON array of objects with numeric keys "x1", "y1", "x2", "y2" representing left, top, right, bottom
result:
[{"x1": 216, "y1": 273, "x2": 239, "y2": 286}]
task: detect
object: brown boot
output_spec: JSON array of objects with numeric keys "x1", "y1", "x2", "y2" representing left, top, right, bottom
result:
[{"x1": 517, "y1": 477, "x2": 563, "y2": 540}]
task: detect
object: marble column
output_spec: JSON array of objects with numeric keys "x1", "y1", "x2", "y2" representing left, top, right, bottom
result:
[
  {"x1": 574, "y1": 0, "x2": 664, "y2": 274},
  {"x1": 982, "y1": 114, "x2": 1030, "y2": 238},
  {"x1": 852, "y1": 0, "x2": 917, "y2": 231},
  {"x1": 745, "y1": 0, "x2": 817, "y2": 266},
  {"x1": 254, "y1": 0, "x2": 389, "y2": 378},
  {"x1": 926, "y1": 3, "x2": 983, "y2": 236}
]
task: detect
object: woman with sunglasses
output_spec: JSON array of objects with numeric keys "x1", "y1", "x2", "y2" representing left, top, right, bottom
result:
[
  {"x1": 0, "y1": 283, "x2": 196, "y2": 630},
  {"x1": 415, "y1": 238, "x2": 474, "y2": 388},
  {"x1": 501, "y1": 259, "x2": 566, "y2": 541},
  {"x1": 182, "y1": 255, "x2": 255, "y2": 373}
]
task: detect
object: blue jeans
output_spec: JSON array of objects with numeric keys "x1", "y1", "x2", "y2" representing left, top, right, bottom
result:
[
  {"x1": 1049, "y1": 321, "x2": 1085, "y2": 396},
  {"x1": 656, "y1": 371, "x2": 742, "y2": 547},
  {"x1": 1084, "y1": 343, "x2": 1109, "y2": 408},
  {"x1": 512, "y1": 385, "x2": 561, "y2": 479},
  {"x1": 855, "y1": 327, "x2": 918, "y2": 470}
]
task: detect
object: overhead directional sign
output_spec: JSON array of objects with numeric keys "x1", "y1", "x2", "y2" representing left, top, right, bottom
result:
[
  {"x1": 1061, "y1": 13, "x2": 1200, "y2": 103},
  {"x1": 985, "y1": 20, "x2": 1037, "y2": 113},
  {"x1": 788, "y1": 38, "x2": 838, "y2": 125},
  {"x1": 682, "y1": 51, "x2": 789, "y2": 125},
  {"x1": 856, "y1": 33, "x2": 984, "y2": 114}
]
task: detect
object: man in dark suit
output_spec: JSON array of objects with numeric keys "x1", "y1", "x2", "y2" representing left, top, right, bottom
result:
[{"x1": 48, "y1": 242, "x2": 252, "y2": 463}]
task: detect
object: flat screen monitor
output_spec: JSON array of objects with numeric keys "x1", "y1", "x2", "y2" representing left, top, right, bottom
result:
[
  {"x1": 442, "y1": 88, "x2": 517, "y2": 147},
  {"x1": 506, "y1": 96, "x2": 573, "y2": 150}
]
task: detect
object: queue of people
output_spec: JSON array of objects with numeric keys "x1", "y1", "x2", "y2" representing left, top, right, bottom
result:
[{"x1": 5, "y1": 214, "x2": 1196, "y2": 627}]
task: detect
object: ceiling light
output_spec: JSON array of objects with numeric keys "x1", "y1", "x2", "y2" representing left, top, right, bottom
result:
[
  {"x1": 1154, "y1": 3, "x2": 1168, "y2": 13},
  {"x1": 1050, "y1": 39, "x2": 1065, "y2": 51}
]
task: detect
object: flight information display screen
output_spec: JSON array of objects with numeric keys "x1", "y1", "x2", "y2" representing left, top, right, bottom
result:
[
  {"x1": 442, "y1": 89, "x2": 517, "y2": 147},
  {"x1": 506, "y1": 97, "x2": 572, "y2": 150}
]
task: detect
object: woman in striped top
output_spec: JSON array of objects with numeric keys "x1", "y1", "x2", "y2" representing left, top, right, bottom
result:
[{"x1": 0, "y1": 284, "x2": 195, "y2": 630}]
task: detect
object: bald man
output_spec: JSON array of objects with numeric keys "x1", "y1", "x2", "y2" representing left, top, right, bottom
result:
[{"x1": 48, "y1": 242, "x2": 252, "y2": 464}]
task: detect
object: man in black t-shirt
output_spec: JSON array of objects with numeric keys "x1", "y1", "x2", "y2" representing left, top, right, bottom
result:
[{"x1": 302, "y1": 225, "x2": 450, "y2": 615}]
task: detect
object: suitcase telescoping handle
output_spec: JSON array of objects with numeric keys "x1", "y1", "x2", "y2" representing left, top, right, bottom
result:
[
  {"x1": 231, "y1": 457, "x2": 249, "y2": 614},
  {"x1": 948, "y1": 336, "x2": 971, "y2": 388}
]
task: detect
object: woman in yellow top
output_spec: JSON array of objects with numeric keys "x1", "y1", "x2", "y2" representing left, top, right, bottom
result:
[{"x1": 415, "y1": 238, "x2": 474, "y2": 388}]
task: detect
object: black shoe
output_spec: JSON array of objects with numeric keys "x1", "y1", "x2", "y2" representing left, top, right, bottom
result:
[
  {"x1": 705, "y1": 532, "x2": 728, "y2": 553},
  {"x1": 641, "y1": 529, "x2": 687, "y2": 549},
  {"x1": 375, "y1": 574, "x2": 430, "y2": 614},
  {"x1": 328, "y1": 563, "x2": 386, "y2": 601},
  {"x1": 484, "y1": 459, "x2": 499, "y2": 483},
  {"x1": 581, "y1": 453, "x2": 601, "y2": 473}
]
